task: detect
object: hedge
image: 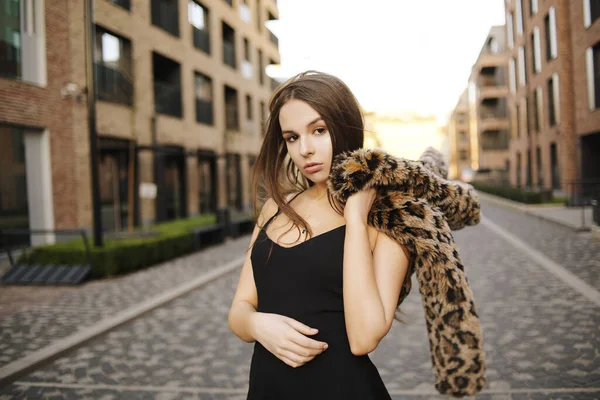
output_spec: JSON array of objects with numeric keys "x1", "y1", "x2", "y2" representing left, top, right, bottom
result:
[
  {"x1": 471, "y1": 181, "x2": 556, "y2": 204},
  {"x1": 16, "y1": 214, "x2": 217, "y2": 278}
]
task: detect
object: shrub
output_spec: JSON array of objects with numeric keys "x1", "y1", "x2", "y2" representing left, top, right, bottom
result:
[
  {"x1": 16, "y1": 214, "x2": 217, "y2": 278},
  {"x1": 471, "y1": 181, "x2": 553, "y2": 204}
]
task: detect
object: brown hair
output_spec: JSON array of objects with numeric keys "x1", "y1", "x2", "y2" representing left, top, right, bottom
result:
[{"x1": 251, "y1": 71, "x2": 364, "y2": 241}]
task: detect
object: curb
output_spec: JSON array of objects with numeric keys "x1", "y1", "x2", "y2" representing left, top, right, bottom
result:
[
  {"x1": 477, "y1": 192, "x2": 597, "y2": 233},
  {"x1": 0, "y1": 255, "x2": 246, "y2": 387}
]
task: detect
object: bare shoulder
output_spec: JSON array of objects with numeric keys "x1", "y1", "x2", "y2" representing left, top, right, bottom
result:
[{"x1": 256, "y1": 198, "x2": 278, "y2": 226}]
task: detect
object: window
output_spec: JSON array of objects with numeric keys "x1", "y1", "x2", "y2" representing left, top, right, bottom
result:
[
  {"x1": 195, "y1": 72, "x2": 213, "y2": 125},
  {"x1": 530, "y1": 0, "x2": 537, "y2": 15},
  {"x1": 545, "y1": 8, "x2": 557, "y2": 60},
  {"x1": 532, "y1": 27, "x2": 542, "y2": 73},
  {"x1": 526, "y1": 150, "x2": 532, "y2": 187},
  {"x1": 198, "y1": 153, "x2": 216, "y2": 215},
  {"x1": 256, "y1": 0, "x2": 262, "y2": 32},
  {"x1": 509, "y1": 58, "x2": 517, "y2": 94},
  {"x1": 258, "y1": 49, "x2": 264, "y2": 85},
  {"x1": 516, "y1": 0, "x2": 524, "y2": 36},
  {"x1": 94, "y1": 26, "x2": 133, "y2": 106},
  {"x1": 225, "y1": 85, "x2": 239, "y2": 130},
  {"x1": 516, "y1": 103, "x2": 521, "y2": 138},
  {"x1": 518, "y1": 46, "x2": 527, "y2": 86},
  {"x1": 586, "y1": 43, "x2": 600, "y2": 110},
  {"x1": 548, "y1": 74, "x2": 559, "y2": 126},
  {"x1": 584, "y1": 0, "x2": 600, "y2": 28},
  {"x1": 531, "y1": 87, "x2": 542, "y2": 132},
  {"x1": 222, "y1": 22, "x2": 236, "y2": 69},
  {"x1": 536, "y1": 147, "x2": 543, "y2": 187},
  {"x1": 242, "y1": 37, "x2": 253, "y2": 80},
  {"x1": 189, "y1": 1, "x2": 210, "y2": 54},
  {"x1": 516, "y1": 152, "x2": 522, "y2": 187},
  {"x1": 152, "y1": 0, "x2": 179, "y2": 37},
  {"x1": 153, "y1": 52, "x2": 182, "y2": 118},
  {"x1": 536, "y1": 87, "x2": 543, "y2": 129},
  {"x1": 260, "y1": 100, "x2": 266, "y2": 135},
  {"x1": 507, "y1": 12, "x2": 515, "y2": 49},
  {"x1": 0, "y1": 125, "x2": 30, "y2": 248},
  {"x1": 459, "y1": 131, "x2": 468, "y2": 142},
  {"x1": 459, "y1": 150, "x2": 468, "y2": 161},
  {"x1": 107, "y1": 0, "x2": 130, "y2": 9},
  {"x1": 246, "y1": 94, "x2": 253, "y2": 121}
]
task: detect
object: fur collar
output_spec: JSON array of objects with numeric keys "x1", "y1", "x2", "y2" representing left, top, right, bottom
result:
[{"x1": 328, "y1": 148, "x2": 486, "y2": 398}]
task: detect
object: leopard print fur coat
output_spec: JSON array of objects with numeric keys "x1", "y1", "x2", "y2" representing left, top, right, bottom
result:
[{"x1": 327, "y1": 147, "x2": 486, "y2": 398}]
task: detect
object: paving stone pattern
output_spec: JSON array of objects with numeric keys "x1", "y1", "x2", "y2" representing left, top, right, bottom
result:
[
  {"x1": 0, "y1": 237, "x2": 251, "y2": 366},
  {"x1": 1, "y1": 207, "x2": 599, "y2": 399}
]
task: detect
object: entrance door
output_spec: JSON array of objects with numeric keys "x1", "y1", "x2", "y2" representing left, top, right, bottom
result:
[{"x1": 99, "y1": 147, "x2": 130, "y2": 232}]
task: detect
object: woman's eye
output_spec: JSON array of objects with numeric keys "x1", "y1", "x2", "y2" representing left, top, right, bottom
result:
[
  {"x1": 314, "y1": 127, "x2": 326, "y2": 135},
  {"x1": 286, "y1": 135, "x2": 298, "y2": 142}
]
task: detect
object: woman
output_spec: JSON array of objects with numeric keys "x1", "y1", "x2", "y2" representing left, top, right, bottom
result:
[{"x1": 228, "y1": 71, "x2": 410, "y2": 399}]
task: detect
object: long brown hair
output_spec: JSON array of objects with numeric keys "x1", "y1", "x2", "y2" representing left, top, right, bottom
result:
[{"x1": 252, "y1": 71, "x2": 364, "y2": 240}]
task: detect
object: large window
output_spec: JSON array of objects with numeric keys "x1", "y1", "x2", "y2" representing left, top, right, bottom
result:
[
  {"x1": 545, "y1": 8, "x2": 557, "y2": 61},
  {"x1": 153, "y1": 52, "x2": 182, "y2": 118},
  {"x1": 258, "y1": 49, "x2": 264, "y2": 85},
  {"x1": 548, "y1": 76, "x2": 556, "y2": 126},
  {"x1": 533, "y1": 87, "x2": 541, "y2": 132},
  {"x1": 98, "y1": 138, "x2": 133, "y2": 232},
  {"x1": 225, "y1": 85, "x2": 239, "y2": 130},
  {"x1": 536, "y1": 147, "x2": 543, "y2": 187},
  {"x1": 198, "y1": 152, "x2": 216, "y2": 215},
  {"x1": 94, "y1": 26, "x2": 133, "y2": 106},
  {"x1": 107, "y1": 0, "x2": 130, "y2": 9},
  {"x1": 0, "y1": 125, "x2": 29, "y2": 248},
  {"x1": 584, "y1": 0, "x2": 600, "y2": 28},
  {"x1": 222, "y1": 22, "x2": 236, "y2": 69},
  {"x1": 0, "y1": 0, "x2": 21, "y2": 79},
  {"x1": 242, "y1": 37, "x2": 253, "y2": 80},
  {"x1": 189, "y1": 1, "x2": 210, "y2": 54},
  {"x1": 195, "y1": 72, "x2": 213, "y2": 125},
  {"x1": 586, "y1": 43, "x2": 600, "y2": 110},
  {"x1": 516, "y1": 0, "x2": 524, "y2": 36},
  {"x1": 518, "y1": 46, "x2": 527, "y2": 86},
  {"x1": 532, "y1": 27, "x2": 541, "y2": 73},
  {"x1": 152, "y1": 0, "x2": 179, "y2": 37}
]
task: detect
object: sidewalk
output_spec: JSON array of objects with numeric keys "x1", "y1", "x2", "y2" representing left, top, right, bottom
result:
[
  {"x1": 477, "y1": 192, "x2": 600, "y2": 237},
  {"x1": 0, "y1": 235, "x2": 250, "y2": 384}
]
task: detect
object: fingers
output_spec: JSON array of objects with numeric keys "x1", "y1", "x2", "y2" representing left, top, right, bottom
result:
[
  {"x1": 284, "y1": 318, "x2": 328, "y2": 351},
  {"x1": 276, "y1": 348, "x2": 316, "y2": 369},
  {"x1": 284, "y1": 318, "x2": 318, "y2": 336}
]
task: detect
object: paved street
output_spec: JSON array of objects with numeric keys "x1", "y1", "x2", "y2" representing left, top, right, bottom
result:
[{"x1": 1, "y1": 199, "x2": 599, "y2": 399}]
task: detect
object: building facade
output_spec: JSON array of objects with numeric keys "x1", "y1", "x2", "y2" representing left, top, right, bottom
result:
[
  {"x1": 447, "y1": 89, "x2": 473, "y2": 181},
  {"x1": 504, "y1": 0, "x2": 600, "y2": 192},
  {"x1": 467, "y1": 25, "x2": 511, "y2": 183},
  {"x1": 0, "y1": 0, "x2": 280, "y2": 247}
]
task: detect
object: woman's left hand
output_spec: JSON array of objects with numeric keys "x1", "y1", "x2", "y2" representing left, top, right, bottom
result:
[{"x1": 343, "y1": 188, "x2": 377, "y2": 225}]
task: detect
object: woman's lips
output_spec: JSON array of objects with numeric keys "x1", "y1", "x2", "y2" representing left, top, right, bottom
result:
[{"x1": 304, "y1": 163, "x2": 323, "y2": 174}]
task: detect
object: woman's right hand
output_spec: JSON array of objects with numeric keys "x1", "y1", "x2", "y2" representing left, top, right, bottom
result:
[{"x1": 251, "y1": 312, "x2": 328, "y2": 368}]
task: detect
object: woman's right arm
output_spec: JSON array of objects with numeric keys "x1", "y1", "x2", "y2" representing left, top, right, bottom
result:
[{"x1": 228, "y1": 198, "x2": 329, "y2": 367}]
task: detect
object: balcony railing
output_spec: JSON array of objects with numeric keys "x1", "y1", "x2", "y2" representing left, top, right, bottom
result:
[
  {"x1": 480, "y1": 131, "x2": 509, "y2": 150},
  {"x1": 225, "y1": 105, "x2": 239, "y2": 130},
  {"x1": 154, "y1": 81, "x2": 182, "y2": 117},
  {"x1": 151, "y1": 0, "x2": 179, "y2": 36},
  {"x1": 192, "y1": 27, "x2": 210, "y2": 54},
  {"x1": 479, "y1": 74, "x2": 506, "y2": 87},
  {"x1": 223, "y1": 41, "x2": 236, "y2": 69},
  {"x1": 95, "y1": 63, "x2": 133, "y2": 106},
  {"x1": 107, "y1": 0, "x2": 130, "y2": 10},
  {"x1": 196, "y1": 98, "x2": 214, "y2": 125}
]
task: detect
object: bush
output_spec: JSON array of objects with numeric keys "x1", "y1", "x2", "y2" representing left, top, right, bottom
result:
[
  {"x1": 471, "y1": 181, "x2": 554, "y2": 204},
  {"x1": 17, "y1": 214, "x2": 217, "y2": 278}
]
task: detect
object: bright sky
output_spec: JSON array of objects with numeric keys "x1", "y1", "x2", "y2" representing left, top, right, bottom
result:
[{"x1": 273, "y1": 0, "x2": 506, "y2": 122}]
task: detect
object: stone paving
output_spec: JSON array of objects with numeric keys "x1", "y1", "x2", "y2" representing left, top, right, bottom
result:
[
  {"x1": 1, "y1": 200, "x2": 599, "y2": 399},
  {"x1": 480, "y1": 200, "x2": 600, "y2": 292},
  {"x1": 0, "y1": 236, "x2": 251, "y2": 366}
]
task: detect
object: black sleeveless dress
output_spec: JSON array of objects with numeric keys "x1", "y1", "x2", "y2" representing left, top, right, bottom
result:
[{"x1": 247, "y1": 197, "x2": 392, "y2": 400}]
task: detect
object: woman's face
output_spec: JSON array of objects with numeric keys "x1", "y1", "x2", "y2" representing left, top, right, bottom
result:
[{"x1": 279, "y1": 99, "x2": 333, "y2": 185}]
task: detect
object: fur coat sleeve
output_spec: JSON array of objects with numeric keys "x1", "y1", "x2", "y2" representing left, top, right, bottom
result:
[{"x1": 327, "y1": 147, "x2": 486, "y2": 398}]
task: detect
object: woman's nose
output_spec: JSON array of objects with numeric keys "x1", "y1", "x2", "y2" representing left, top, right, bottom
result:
[{"x1": 300, "y1": 137, "x2": 314, "y2": 157}]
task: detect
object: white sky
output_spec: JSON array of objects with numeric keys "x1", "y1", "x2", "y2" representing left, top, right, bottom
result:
[{"x1": 274, "y1": 0, "x2": 506, "y2": 122}]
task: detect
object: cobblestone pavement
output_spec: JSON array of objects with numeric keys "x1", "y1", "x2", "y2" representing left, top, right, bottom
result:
[
  {"x1": 1, "y1": 201, "x2": 599, "y2": 399},
  {"x1": 480, "y1": 200, "x2": 600, "y2": 292},
  {"x1": 0, "y1": 237, "x2": 251, "y2": 366}
]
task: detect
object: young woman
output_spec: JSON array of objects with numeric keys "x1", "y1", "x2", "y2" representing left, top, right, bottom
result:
[{"x1": 228, "y1": 71, "x2": 410, "y2": 399}]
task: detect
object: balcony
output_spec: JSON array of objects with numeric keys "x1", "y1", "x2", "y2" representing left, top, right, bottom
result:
[
  {"x1": 192, "y1": 27, "x2": 210, "y2": 54},
  {"x1": 154, "y1": 82, "x2": 182, "y2": 118},
  {"x1": 95, "y1": 63, "x2": 133, "y2": 106},
  {"x1": 481, "y1": 130, "x2": 509, "y2": 150},
  {"x1": 196, "y1": 99, "x2": 213, "y2": 125},
  {"x1": 223, "y1": 42, "x2": 236, "y2": 69}
]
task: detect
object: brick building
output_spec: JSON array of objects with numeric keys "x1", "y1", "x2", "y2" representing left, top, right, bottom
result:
[
  {"x1": 447, "y1": 89, "x2": 473, "y2": 180},
  {"x1": 504, "y1": 0, "x2": 600, "y2": 192},
  {"x1": 0, "y1": 0, "x2": 280, "y2": 247}
]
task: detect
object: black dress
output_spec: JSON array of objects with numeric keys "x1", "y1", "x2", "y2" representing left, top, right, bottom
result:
[{"x1": 247, "y1": 198, "x2": 392, "y2": 400}]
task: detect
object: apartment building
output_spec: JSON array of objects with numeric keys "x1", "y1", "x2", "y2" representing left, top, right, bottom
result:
[
  {"x1": 0, "y1": 0, "x2": 280, "y2": 247},
  {"x1": 466, "y1": 25, "x2": 511, "y2": 183},
  {"x1": 504, "y1": 0, "x2": 600, "y2": 192},
  {"x1": 447, "y1": 89, "x2": 473, "y2": 180}
]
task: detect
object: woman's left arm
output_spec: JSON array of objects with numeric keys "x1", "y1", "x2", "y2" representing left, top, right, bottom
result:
[{"x1": 343, "y1": 188, "x2": 410, "y2": 356}]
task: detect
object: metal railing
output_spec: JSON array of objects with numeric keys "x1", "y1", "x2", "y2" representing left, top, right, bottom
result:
[
  {"x1": 566, "y1": 179, "x2": 600, "y2": 207},
  {"x1": 192, "y1": 27, "x2": 210, "y2": 54},
  {"x1": 223, "y1": 41, "x2": 236, "y2": 69},
  {"x1": 154, "y1": 81, "x2": 182, "y2": 117},
  {"x1": 95, "y1": 63, "x2": 133, "y2": 106},
  {"x1": 151, "y1": 0, "x2": 180, "y2": 36},
  {"x1": 196, "y1": 98, "x2": 214, "y2": 125}
]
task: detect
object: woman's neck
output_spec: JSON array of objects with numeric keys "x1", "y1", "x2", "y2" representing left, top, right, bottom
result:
[{"x1": 307, "y1": 184, "x2": 328, "y2": 202}]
